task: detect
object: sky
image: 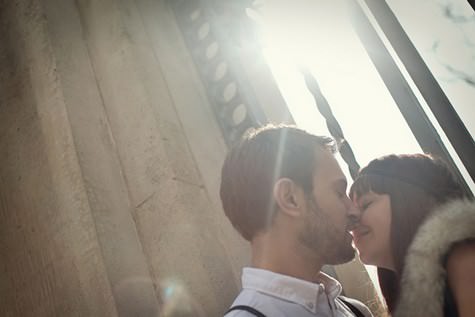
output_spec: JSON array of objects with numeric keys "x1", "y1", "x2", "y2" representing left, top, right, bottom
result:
[
  {"x1": 254, "y1": 0, "x2": 474, "y2": 302},
  {"x1": 255, "y1": 0, "x2": 474, "y2": 192},
  {"x1": 387, "y1": 0, "x2": 475, "y2": 137}
]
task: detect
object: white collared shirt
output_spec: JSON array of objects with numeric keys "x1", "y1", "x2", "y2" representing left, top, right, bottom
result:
[{"x1": 225, "y1": 268, "x2": 372, "y2": 317}]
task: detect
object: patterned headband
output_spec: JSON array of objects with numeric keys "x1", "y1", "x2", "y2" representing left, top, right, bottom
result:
[{"x1": 358, "y1": 168, "x2": 437, "y2": 195}]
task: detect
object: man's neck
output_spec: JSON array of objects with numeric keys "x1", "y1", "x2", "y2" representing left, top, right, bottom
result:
[{"x1": 251, "y1": 232, "x2": 323, "y2": 283}]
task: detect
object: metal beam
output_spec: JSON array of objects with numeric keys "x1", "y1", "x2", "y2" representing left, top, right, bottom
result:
[
  {"x1": 171, "y1": 0, "x2": 265, "y2": 146},
  {"x1": 361, "y1": 0, "x2": 475, "y2": 187},
  {"x1": 348, "y1": 0, "x2": 473, "y2": 197}
]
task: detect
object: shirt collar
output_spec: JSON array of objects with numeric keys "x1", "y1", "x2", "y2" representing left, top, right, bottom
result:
[{"x1": 241, "y1": 267, "x2": 342, "y2": 313}]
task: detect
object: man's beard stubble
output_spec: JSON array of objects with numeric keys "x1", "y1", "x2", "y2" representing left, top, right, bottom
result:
[{"x1": 298, "y1": 196, "x2": 355, "y2": 265}]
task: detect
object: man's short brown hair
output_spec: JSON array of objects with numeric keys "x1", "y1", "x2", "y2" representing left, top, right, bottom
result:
[{"x1": 219, "y1": 124, "x2": 335, "y2": 241}]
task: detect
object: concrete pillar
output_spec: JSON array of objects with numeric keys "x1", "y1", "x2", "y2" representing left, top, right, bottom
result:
[
  {"x1": 0, "y1": 0, "x2": 246, "y2": 315},
  {"x1": 0, "y1": 0, "x2": 118, "y2": 315}
]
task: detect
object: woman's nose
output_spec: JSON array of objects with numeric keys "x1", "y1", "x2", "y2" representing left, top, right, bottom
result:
[{"x1": 347, "y1": 201, "x2": 361, "y2": 216}]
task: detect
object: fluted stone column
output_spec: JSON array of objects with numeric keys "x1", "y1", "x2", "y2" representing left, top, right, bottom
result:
[{"x1": 0, "y1": 0, "x2": 247, "y2": 315}]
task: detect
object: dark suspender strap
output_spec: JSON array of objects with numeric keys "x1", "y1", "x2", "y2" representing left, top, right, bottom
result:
[
  {"x1": 339, "y1": 297, "x2": 365, "y2": 317},
  {"x1": 225, "y1": 305, "x2": 267, "y2": 317}
]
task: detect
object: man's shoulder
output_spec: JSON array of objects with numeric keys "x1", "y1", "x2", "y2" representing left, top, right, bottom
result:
[
  {"x1": 225, "y1": 308, "x2": 262, "y2": 317},
  {"x1": 225, "y1": 307, "x2": 267, "y2": 317},
  {"x1": 224, "y1": 289, "x2": 267, "y2": 317},
  {"x1": 224, "y1": 302, "x2": 273, "y2": 317},
  {"x1": 224, "y1": 289, "x2": 301, "y2": 317}
]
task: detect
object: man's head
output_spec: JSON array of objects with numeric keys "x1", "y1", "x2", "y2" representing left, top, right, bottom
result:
[{"x1": 219, "y1": 125, "x2": 355, "y2": 264}]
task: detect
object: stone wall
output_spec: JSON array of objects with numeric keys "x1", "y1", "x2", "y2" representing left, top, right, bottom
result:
[{"x1": 0, "y1": 0, "x2": 247, "y2": 315}]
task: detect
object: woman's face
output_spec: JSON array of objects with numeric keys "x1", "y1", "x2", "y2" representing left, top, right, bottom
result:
[{"x1": 351, "y1": 191, "x2": 394, "y2": 270}]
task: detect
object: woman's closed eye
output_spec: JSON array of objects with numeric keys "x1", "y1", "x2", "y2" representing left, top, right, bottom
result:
[{"x1": 360, "y1": 201, "x2": 372, "y2": 211}]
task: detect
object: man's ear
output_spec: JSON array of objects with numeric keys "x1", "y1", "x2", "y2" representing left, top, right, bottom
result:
[{"x1": 273, "y1": 178, "x2": 304, "y2": 217}]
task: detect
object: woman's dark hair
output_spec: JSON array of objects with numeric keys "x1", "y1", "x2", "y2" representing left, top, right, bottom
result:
[{"x1": 349, "y1": 154, "x2": 466, "y2": 312}]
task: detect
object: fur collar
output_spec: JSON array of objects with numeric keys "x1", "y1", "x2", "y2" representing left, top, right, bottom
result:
[{"x1": 394, "y1": 199, "x2": 475, "y2": 317}]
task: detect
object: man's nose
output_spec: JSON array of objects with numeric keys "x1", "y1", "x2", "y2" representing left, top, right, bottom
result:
[{"x1": 347, "y1": 202, "x2": 361, "y2": 228}]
